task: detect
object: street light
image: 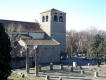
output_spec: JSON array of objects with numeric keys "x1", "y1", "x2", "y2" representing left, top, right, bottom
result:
[{"x1": 33, "y1": 45, "x2": 39, "y2": 76}]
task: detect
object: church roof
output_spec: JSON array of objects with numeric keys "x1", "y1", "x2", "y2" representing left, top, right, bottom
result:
[
  {"x1": 24, "y1": 39, "x2": 60, "y2": 46},
  {"x1": 0, "y1": 19, "x2": 44, "y2": 33},
  {"x1": 41, "y1": 8, "x2": 65, "y2": 14}
]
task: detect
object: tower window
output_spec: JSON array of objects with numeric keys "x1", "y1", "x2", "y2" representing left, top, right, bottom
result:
[
  {"x1": 46, "y1": 15, "x2": 48, "y2": 22},
  {"x1": 54, "y1": 15, "x2": 58, "y2": 22},
  {"x1": 42, "y1": 16, "x2": 45, "y2": 22},
  {"x1": 59, "y1": 16, "x2": 63, "y2": 22}
]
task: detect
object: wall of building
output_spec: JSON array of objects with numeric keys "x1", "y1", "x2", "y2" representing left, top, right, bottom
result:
[
  {"x1": 40, "y1": 11, "x2": 66, "y2": 53},
  {"x1": 51, "y1": 12, "x2": 66, "y2": 53},
  {"x1": 51, "y1": 12, "x2": 66, "y2": 33},
  {"x1": 40, "y1": 12, "x2": 51, "y2": 36},
  {"x1": 29, "y1": 32, "x2": 44, "y2": 39},
  {"x1": 38, "y1": 45, "x2": 60, "y2": 63},
  {"x1": 29, "y1": 45, "x2": 60, "y2": 63},
  {"x1": 51, "y1": 33, "x2": 66, "y2": 53}
]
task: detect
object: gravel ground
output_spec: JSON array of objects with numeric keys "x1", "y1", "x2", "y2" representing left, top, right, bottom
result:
[
  {"x1": 8, "y1": 64, "x2": 106, "y2": 80},
  {"x1": 8, "y1": 58, "x2": 106, "y2": 80}
]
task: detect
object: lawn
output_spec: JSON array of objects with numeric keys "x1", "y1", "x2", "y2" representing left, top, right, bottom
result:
[{"x1": 9, "y1": 74, "x2": 25, "y2": 80}]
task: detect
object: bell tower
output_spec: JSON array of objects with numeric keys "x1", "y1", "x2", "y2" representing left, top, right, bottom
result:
[{"x1": 40, "y1": 9, "x2": 66, "y2": 53}]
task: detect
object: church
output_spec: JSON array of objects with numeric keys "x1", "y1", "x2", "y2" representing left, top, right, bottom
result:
[{"x1": 0, "y1": 9, "x2": 66, "y2": 63}]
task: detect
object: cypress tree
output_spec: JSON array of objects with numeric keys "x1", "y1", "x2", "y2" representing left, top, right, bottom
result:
[{"x1": 0, "y1": 23, "x2": 12, "y2": 80}]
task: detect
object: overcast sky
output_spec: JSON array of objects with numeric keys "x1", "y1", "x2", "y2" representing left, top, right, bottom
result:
[{"x1": 0, "y1": 0, "x2": 106, "y2": 31}]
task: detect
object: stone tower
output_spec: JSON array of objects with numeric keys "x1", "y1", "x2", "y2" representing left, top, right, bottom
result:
[{"x1": 40, "y1": 9, "x2": 66, "y2": 53}]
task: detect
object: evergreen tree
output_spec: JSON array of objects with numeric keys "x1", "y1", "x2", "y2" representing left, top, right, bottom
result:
[
  {"x1": 0, "y1": 23, "x2": 12, "y2": 80},
  {"x1": 87, "y1": 34, "x2": 103, "y2": 66},
  {"x1": 99, "y1": 38, "x2": 106, "y2": 64},
  {"x1": 103, "y1": 39, "x2": 106, "y2": 64}
]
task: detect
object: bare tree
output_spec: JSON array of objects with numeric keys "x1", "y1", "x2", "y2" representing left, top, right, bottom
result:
[{"x1": 66, "y1": 28, "x2": 106, "y2": 58}]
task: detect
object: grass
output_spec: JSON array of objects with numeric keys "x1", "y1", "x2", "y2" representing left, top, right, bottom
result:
[
  {"x1": 9, "y1": 74, "x2": 25, "y2": 80},
  {"x1": 9, "y1": 74, "x2": 45, "y2": 80}
]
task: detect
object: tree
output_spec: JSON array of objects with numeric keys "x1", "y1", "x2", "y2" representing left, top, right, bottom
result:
[
  {"x1": 0, "y1": 23, "x2": 12, "y2": 80},
  {"x1": 66, "y1": 31, "x2": 78, "y2": 57},
  {"x1": 66, "y1": 29, "x2": 96, "y2": 57},
  {"x1": 102, "y1": 39, "x2": 106, "y2": 64},
  {"x1": 99, "y1": 38, "x2": 106, "y2": 64},
  {"x1": 87, "y1": 34, "x2": 103, "y2": 66}
]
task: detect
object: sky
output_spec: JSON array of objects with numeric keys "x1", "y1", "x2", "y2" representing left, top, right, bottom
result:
[{"x1": 0, "y1": 0, "x2": 106, "y2": 31}]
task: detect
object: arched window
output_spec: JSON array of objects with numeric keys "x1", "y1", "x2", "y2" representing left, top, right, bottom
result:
[
  {"x1": 46, "y1": 15, "x2": 48, "y2": 22},
  {"x1": 59, "y1": 16, "x2": 63, "y2": 22},
  {"x1": 42, "y1": 16, "x2": 45, "y2": 22},
  {"x1": 54, "y1": 15, "x2": 58, "y2": 22}
]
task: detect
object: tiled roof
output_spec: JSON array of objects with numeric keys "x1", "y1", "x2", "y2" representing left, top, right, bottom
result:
[
  {"x1": 41, "y1": 8, "x2": 65, "y2": 14},
  {"x1": 0, "y1": 19, "x2": 44, "y2": 33},
  {"x1": 24, "y1": 39, "x2": 60, "y2": 45},
  {"x1": 9, "y1": 34, "x2": 33, "y2": 40},
  {"x1": 19, "y1": 35, "x2": 32, "y2": 39}
]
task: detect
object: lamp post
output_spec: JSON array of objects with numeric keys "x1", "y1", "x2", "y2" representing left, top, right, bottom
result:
[{"x1": 34, "y1": 45, "x2": 39, "y2": 76}]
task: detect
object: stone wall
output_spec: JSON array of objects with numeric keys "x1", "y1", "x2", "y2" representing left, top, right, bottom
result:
[
  {"x1": 30, "y1": 45, "x2": 60, "y2": 64},
  {"x1": 11, "y1": 58, "x2": 33, "y2": 69},
  {"x1": 11, "y1": 44, "x2": 60, "y2": 68},
  {"x1": 40, "y1": 9, "x2": 66, "y2": 53},
  {"x1": 38, "y1": 45, "x2": 60, "y2": 63}
]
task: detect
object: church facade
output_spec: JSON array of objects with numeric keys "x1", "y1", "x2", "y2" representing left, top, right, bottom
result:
[{"x1": 0, "y1": 9, "x2": 66, "y2": 63}]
